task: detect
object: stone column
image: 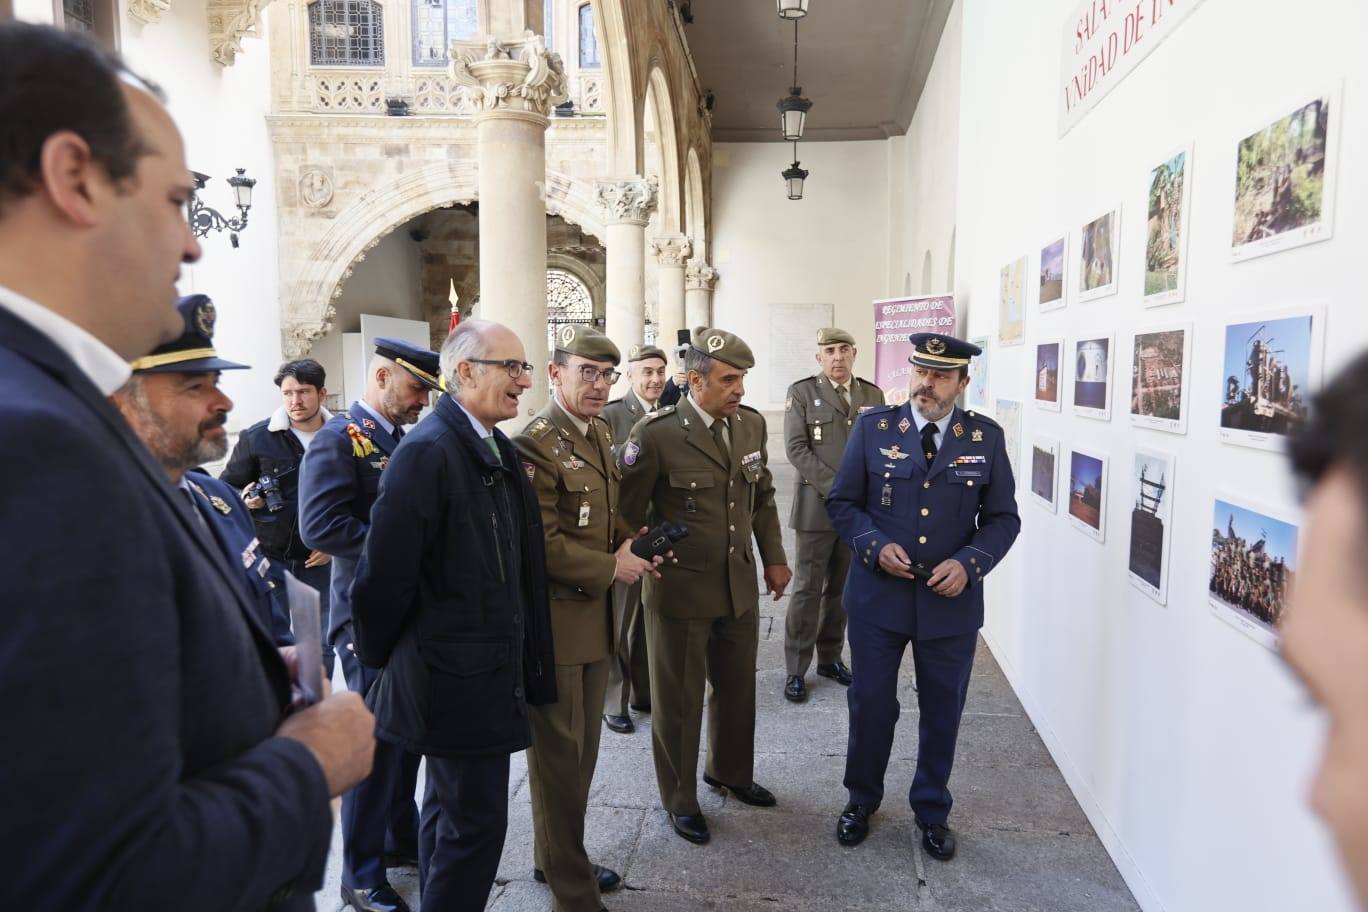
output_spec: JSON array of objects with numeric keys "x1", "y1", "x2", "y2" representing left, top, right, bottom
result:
[
  {"x1": 684, "y1": 261, "x2": 718, "y2": 329},
  {"x1": 451, "y1": 33, "x2": 567, "y2": 421},
  {"x1": 651, "y1": 235, "x2": 692, "y2": 357},
  {"x1": 596, "y1": 177, "x2": 658, "y2": 371}
]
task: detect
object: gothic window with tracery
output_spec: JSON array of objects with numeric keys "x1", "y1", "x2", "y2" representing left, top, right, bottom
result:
[
  {"x1": 577, "y1": 3, "x2": 599, "y2": 69},
  {"x1": 546, "y1": 268, "x2": 593, "y2": 351},
  {"x1": 412, "y1": 0, "x2": 476, "y2": 65},
  {"x1": 62, "y1": 0, "x2": 95, "y2": 32},
  {"x1": 309, "y1": 0, "x2": 384, "y2": 66}
]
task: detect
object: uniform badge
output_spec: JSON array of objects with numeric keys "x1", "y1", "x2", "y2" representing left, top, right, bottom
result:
[
  {"x1": 742, "y1": 450, "x2": 762, "y2": 466},
  {"x1": 813, "y1": 399, "x2": 822, "y2": 407},
  {"x1": 209, "y1": 495, "x2": 232, "y2": 515},
  {"x1": 346, "y1": 423, "x2": 377, "y2": 458},
  {"x1": 785, "y1": 397, "x2": 792, "y2": 412},
  {"x1": 622, "y1": 441, "x2": 640, "y2": 466},
  {"x1": 369, "y1": 457, "x2": 389, "y2": 471},
  {"x1": 952, "y1": 422, "x2": 964, "y2": 438},
  {"x1": 897, "y1": 417, "x2": 911, "y2": 435},
  {"x1": 561, "y1": 458, "x2": 586, "y2": 471},
  {"x1": 361, "y1": 418, "x2": 377, "y2": 430},
  {"x1": 706, "y1": 334, "x2": 725, "y2": 353},
  {"x1": 578, "y1": 503, "x2": 591, "y2": 527},
  {"x1": 628, "y1": 344, "x2": 641, "y2": 360},
  {"x1": 241, "y1": 539, "x2": 258, "y2": 568},
  {"x1": 523, "y1": 460, "x2": 536, "y2": 481},
  {"x1": 927, "y1": 337, "x2": 947, "y2": 355},
  {"x1": 972, "y1": 429, "x2": 984, "y2": 442},
  {"x1": 878, "y1": 446, "x2": 910, "y2": 461},
  {"x1": 560, "y1": 325, "x2": 577, "y2": 346},
  {"x1": 194, "y1": 299, "x2": 216, "y2": 336},
  {"x1": 813, "y1": 425, "x2": 823, "y2": 442}
]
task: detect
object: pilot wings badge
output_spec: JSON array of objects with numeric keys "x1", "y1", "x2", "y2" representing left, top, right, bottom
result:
[{"x1": 878, "y1": 445, "x2": 910, "y2": 461}]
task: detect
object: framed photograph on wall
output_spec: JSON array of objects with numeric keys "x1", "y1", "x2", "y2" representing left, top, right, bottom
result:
[
  {"x1": 1039, "y1": 236, "x2": 1067, "y2": 312},
  {"x1": 967, "y1": 336, "x2": 991, "y2": 409},
  {"x1": 1231, "y1": 85, "x2": 1341, "y2": 263},
  {"x1": 1128, "y1": 448, "x2": 1176, "y2": 605},
  {"x1": 994, "y1": 398, "x2": 1022, "y2": 479},
  {"x1": 1208, "y1": 494, "x2": 1298, "y2": 651},
  {"x1": 1029, "y1": 436, "x2": 1059, "y2": 513},
  {"x1": 1034, "y1": 338, "x2": 1062, "y2": 411},
  {"x1": 1218, "y1": 306, "x2": 1324, "y2": 452},
  {"x1": 1072, "y1": 334, "x2": 1114, "y2": 421},
  {"x1": 998, "y1": 256, "x2": 1027, "y2": 345},
  {"x1": 1130, "y1": 322, "x2": 1192, "y2": 435},
  {"x1": 1144, "y1": 144, "x2": 1194, "y2": 307},
  {"x1": 1078, "y1": 205, "x2": 1120, "y2": 303},
  {"x1": 1067, "y1": 447, "x2": 1108, "y2": 543}
]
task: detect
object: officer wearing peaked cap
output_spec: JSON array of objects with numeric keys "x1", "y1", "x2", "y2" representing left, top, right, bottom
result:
[
  {"x1": 512, "y1": 324, "x2": 651, "y2": 910},
  {"x1": 618, "y1": 326, "x2": 790, "y2": 846},
  {"x1": 782, "y1": 327, "x2": 886, "y2": 704},
  {"x1": 826, "y1": 332, "x2": 1019, "y2": 862}
]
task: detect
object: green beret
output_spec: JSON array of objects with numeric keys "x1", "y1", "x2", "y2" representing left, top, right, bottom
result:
[
  {"x1": 554, "y1": 324, "x2": 620, "y2": 365},
  {"x1": 691, "y1": 326, "x2": 755, "y2": 370},
  {"x1": 816, "y1": 327, "x2": 856, "y2": 347},
  {"x1": 627, "y1": 344, "x2": 668, "y2": 364}
]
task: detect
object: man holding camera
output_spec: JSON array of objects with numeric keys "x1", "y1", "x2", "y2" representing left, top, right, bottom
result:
[
  {"x1": 512, "y1": 325, "x2": 660, "y2": 912},
  {"x1": 222, "y1": 358, "x2": 336, "y2": 674}
]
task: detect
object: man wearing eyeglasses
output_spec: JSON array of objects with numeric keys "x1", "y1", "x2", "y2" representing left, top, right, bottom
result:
[{"x1": 512, "y1": 325, "x2": 661, "y2": 912}]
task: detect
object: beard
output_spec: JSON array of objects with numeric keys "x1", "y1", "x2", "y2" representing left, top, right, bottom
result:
[{"x1": 911, "y1": 386, "x2": 955, "y2": 422}]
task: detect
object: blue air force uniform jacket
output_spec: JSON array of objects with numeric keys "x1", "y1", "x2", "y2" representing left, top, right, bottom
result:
[
  {"x1": 299, "y1": 402, "x2": 401, "y2": 644},
  {"x1": 826, "y1": 403, "x2": 1020, "y2": 639}
]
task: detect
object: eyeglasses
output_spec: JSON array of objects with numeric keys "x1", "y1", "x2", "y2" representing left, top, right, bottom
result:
[
  {"x1": 469, "y1": 358, "x2": 535, "y2": 379},
  {"x1": 574, "y1": 365, "x2": 622, "y2": 385}
]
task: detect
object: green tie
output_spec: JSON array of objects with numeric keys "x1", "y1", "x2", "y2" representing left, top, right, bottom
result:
[{"x1": 484, "y1": 435, "x2": 502, "y2": 466}]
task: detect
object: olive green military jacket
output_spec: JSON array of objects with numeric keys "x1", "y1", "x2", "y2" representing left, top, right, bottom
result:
[
  {"x1": 513, "y1": 401, "x2": 633, "y2": 665},
  {"x1": 617, "y1": 397, "x2": 787, "y2": 620},
  {"x1": 784, "y1": 374, "x2": 886, "y2": 531},
  {"x1": 602, "y1": 388, "x2": 656, "y2": 450}
]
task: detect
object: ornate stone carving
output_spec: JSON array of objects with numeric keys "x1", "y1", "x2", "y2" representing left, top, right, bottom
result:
[
  {"x1": 577, "y1": 73, "x2": 604, "y2": 113},
  {"x1": 449, "y1": 31, "x2": 568, "y2": 118},
  {"x1": 299, "y1": 167, "x2": 334, "y2": 209},
  {"x1": 310, "y1": 75, "x2": 385, "y2": 112},
  {"x1": 281, "y1": 306, "x2": 336, "y2": 358},
  {"x1": 127, "y1": 0, "x2": 170, "y2": 25},
  {"x1": 409, "y1": 74, "x2": 479, "y2": 116},
  {"x1": 207, "y1": 0, "x2": 267, "y2": 67},
  {"x1": 685, "y1": 261, "x2": 719, "y2": 292},
  {"x1": 596, "y1": 177, "x2": 659, "y2": 226},
  {"x1": 651, "y1": 235, "x2": 693, "y2": 268}
]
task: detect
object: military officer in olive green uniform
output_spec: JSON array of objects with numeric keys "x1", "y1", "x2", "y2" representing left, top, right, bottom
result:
[
  {"x1": 617, "y1": 327, "x2": 792, "y2": 847},
  {"x1": 782, "y1": 328, "x2": 886, "y2": 703},
  {"x1": 513, "y1": 325, "x2": 662, "y2": 912},
  {"x1": 600, "y1": 344, "x2": 670, "y2": 734}
]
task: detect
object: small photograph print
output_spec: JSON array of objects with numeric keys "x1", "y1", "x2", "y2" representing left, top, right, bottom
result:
[
  {"x1": 1029, "y1": 436, "x2": 1059, "y2": 513},
  {"x1": 1131, "y1": 324, "x2": 1191, "y2": 434},
  {"x1": 1039, "y1": 237, "x2": 1067, "y2": 311},
  {"x1": 1232, "y1": 88, "x2": 1339, "y2": 262},
  {"x1": 1072, "y1": 335, "x2": 1113, "y2": 421},
  {"x1": 1219, "y1": 309, "x2": 1322, "y2": 452},
  {"x1": 1128, "y1": 449, "x2": 1175, "y2": 605},
  {"x1": 995, "y1": 398, "x2": 1022, "y2": 478},
  {"x1": 968, "y1": 336, "x2": 990, "y2": 408},
  {"x1": 1068, "y1": 448, "x2": 1108, "y2": 542},
  {"x1": 1034, "y1": 339, "x2": 1062, "y2": 411},
  {"x1": 999, "y1": 257, "x2": 1027, "y2": 345},
  {"x1": 1079, "y1": 206, "x2": 1120, "y2": 303},
  {"x1": 1208, "y1": 496, "x2": 1298, "y2": 651},
  {"x1": 1145, "y1": 146, "x2": 1193, "y2": 307}
]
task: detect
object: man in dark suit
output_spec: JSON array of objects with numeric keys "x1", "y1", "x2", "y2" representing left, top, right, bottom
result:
[
  {"x1": 351, "y1": 319, "x2": 558, "y2": 912},
  {"x1": 0, "y1": 22, "x2": 374, "y2": 910},
  {"x1": 827, "y1": 333, "x2": 1020, "y2": 861},
  {"x1": 299, "y1": 337, "x2": 440, "y2": 912}
]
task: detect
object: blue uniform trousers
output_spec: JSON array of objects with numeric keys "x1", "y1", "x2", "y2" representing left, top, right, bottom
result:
[
  {"x1": 844, "y1": 614, "x2": 977, "y2": 825},
  {"x1": 417, "y1": 753, "x2": 511, "y2": 912},
  {"x1": 338, "y1": 634, "x2": 421, "y2": 889}
]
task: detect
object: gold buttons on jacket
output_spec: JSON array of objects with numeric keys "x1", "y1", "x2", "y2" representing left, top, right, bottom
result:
[
  {"x1": 920, "y1": 507, "x2": 929, "y2": 516},
  {"x1": 923, "y1": 481, "x2": 931, "y2": 489},
  {"x1": 729, "y1": 524, "x2": 735, "y2": 531},
  {"x1": 918, "y1": 536, "x2": 927, "y2": 544},
  {"x1": 966, "y1": 480, "x2": 974, "y2": 487}
]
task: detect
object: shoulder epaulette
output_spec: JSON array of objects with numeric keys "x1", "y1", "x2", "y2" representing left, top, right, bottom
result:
[
  {"x1": 738, "y1": 404, "x2": 763, "y2": 416},
  {"x1": 861, "y1": 403, "x2": 898, "y2": 415},
  {"x1": 964, "y1": 409, "x2": 1000, "y2": 429},
  {"x1": 646, "y1": 405, "x2": 677, "y2": 421},
  {"x1": 524, "y1": 416, "x2": 555, "y2": 440}
]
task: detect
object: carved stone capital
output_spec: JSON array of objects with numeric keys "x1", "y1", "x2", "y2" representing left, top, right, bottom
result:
[
  {"x1": 280, "y1": 308, "x2": 336, "y2": 358},
  {"x1": 650, "y1": 234, "x2": 693, "y2": 268},
  {"x1": 208, "y1": 0, "x2": 268, "y2": 66},
  {"x1": 128, "y1": 0, "x2": 170, "y2": 24},
  {"x1": 596, "y1": 177, "x2": 658, "y2": 226},
  {"x1": 685, "y1": 262, "x2": 719, "y2": 292},
  {"x1": 449, "y1": 31, "x2": 568, "y2": 120}
]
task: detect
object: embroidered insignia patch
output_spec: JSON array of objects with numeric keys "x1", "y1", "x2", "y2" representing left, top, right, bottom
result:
[
  {"x1": 628, "y1": 344, "x2": 641, "y2": 360},
  {"x1": 972, "y1": 429, "x2": 984, "y2": 442},
  {"x1": 209, "y1": 495, "x2": 232, "y2": 515},
  {"x1": 560, "y1": 324, "x2": 577, "y2": 346},
  {"x1": 561, "y1": 458, "x2": 586, "y2": 471},
  {"x1": 879, "y1": 446, "x2": 910, "y2": 461},
  {"x1": 706, "y1": 334, "x2": 724, "y2": 353},
  {"x1": 523, "y1": 460, "x2": 536, "y2": 481},
  {"x1": 897, "y1": 417, "x2": 911, "y2": 435},
  {"x1": 346, "y1": 424, "x2": 377, "y2": 458},
  {"x1": 622, "y1": 441, "x2": 640, "y2": 466},
  {"x1": 952, "y1": 422, "x2": 964, "y2": 438},
  {"x1": 361, "y1": 418, "x2": 377, "y2": 430},
  {"x1": 785, "y1": 397, "x2": 792, "y2": 412},
  {"x1": 877, "y1": 417, "x2": 889, "y2": 430}
]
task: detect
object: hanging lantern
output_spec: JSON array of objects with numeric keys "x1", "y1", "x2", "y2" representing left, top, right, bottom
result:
[
  {"x1": 783, "y1": 161, "x2": 809, "y2": 200},
  {"x1": 776, "y1": 0, "x2": 808, "y2": 19},
  {"x1": 227, "y1": 168, "x2": 256, "y2": 210},
  {"x1": 777, "y1": 86, "x2": 813, "y2": 141}
]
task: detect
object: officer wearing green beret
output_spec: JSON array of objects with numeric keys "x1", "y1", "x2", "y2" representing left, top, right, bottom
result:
[
  {"x1": 513, "y1": 324, "x2": 661, "y2": 911},
  {"x1": 618, "y1": 327, "x2": 791, "y2": 846},
  {"x1": 600, "y1": 343, "x2": 670, "y2": 733},
  {"x1": 782, "y1": 327, "x2": 886, "y2": 702}
]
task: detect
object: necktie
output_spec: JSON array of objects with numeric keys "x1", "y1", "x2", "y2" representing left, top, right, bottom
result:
[
  {"x1": 921, "y1": 422, "x2": 939, "y2": 466},
  {"x1": 484, "y1": 435, "x2": 502, "y2": 467},
  {"x1": 711, "y1": 419, "x2": 731, "y2": 467},
  {"x1": 394, "y1": 425, "x2": 404, "y2": 441},
  {"x1": 837, "y1": 384, "x2": 850, "y2": 411}
]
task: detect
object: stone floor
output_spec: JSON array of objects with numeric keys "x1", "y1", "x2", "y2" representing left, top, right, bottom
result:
[{"x1": 318, "y1": 426, "x2": 1140, "y2": 912}]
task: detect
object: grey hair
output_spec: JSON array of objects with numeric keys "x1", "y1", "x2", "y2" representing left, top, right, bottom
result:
[
  {"x1": 440, "y1": 319, "x2": 499, "y2": 398},
  {"x1": 684, "y1": 347, "x2": 715, "y2": 378}
]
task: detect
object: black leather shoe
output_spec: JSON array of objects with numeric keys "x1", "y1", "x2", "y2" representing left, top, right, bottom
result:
[
  {"x1": 629, "y1": 701, "x2": 651, "y2": 713},
  {"x1": 341, "y1": 884, "x2": 410, "y2": 912},
  {"x1": 702, "y1": 774, "x2": 777, "y2": 807},
  {"x1": 383, "y1": 849, "x2": 419, "y2": 869},
  {"x1": 816, "y1": 661, "x2": 854, "y2": 686},
  {"x1": 836, "y1": 802, "x2": 876, "y2": 846},
  {"x1": 784, "y1": 675, "x2": 807, "y2": 702},
  {"x1": 603, "y1": 713, "x2": 635, "y2": 734},
  {"x1": 533, "y1": 864, "x2": 622, "y2": 892},
  {"x1": 670, "y1": 812, "x2": 711, "y2": 844},
  {"x1": 916, "y1": 817, "x2": 957, "y2": 860}
]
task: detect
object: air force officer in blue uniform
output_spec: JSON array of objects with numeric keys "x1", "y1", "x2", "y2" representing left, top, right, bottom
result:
[{"x1": 826, "y1": 333, "x2": 1020, "y2": 861}]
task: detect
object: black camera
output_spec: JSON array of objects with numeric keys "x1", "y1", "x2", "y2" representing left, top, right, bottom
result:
[
  {"x1": 632, "y1": 521, "x2": 689, "y2": 560},
  {"x1": 255, "y1": 473, "x2": 286, "y2": 513},
  {"x1": 673, "y1": 328, "x2": 691, "y2": 362}
]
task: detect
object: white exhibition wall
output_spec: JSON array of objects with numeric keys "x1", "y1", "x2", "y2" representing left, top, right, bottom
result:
[{"x1": 951, "y1": 0, "x2": 1368, "y2": 910}]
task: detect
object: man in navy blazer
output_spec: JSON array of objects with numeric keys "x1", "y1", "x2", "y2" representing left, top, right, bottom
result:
[
  {"x1": 299, "y1": 337, "x2": 440, "y2": 912},
  {"x1": 827, "y1": 333, "x2": 1020, "y2": 862},
  {"x1": 0, "y1": 22, "x2": 375, "y2": 911}
]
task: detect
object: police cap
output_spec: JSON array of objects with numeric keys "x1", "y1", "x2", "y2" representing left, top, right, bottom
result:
[
  {"x1": 129, "y1": 295, "x2": 249, "y2": 374},
  {"x1": 555, "y1": 324, "x2": 621, "y2": 365},
  {"x1": 374, "y1": 336, "x2": 442, "y2": 390},
  {"x1": 907, "y1": 333, "x2": 981, "y2": 370},
  {"x1": 691, "y1": 327, "x2": 755, "y2": 370}
]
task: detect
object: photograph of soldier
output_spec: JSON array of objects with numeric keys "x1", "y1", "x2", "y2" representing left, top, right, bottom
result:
[
  {"x1": 1079, "y1": 209, "x2": 1118, "y2": 301},
  {"x1": 1073, "y1": 335, "x2": 1112, "y2": 418},
  {"x1": 1145, "y1": 148, "x2": 1190, "y2": 302},
  {"x1": 1034, "y1": 340, "x2": 1061, "y2": 409},
  {"x1": 1039, "y1": 237, "x2": 1066, "y2": 311},
  {"x1": 1208, "y1": 498, "x2": 1297, "y2": 647},
  {"x1": 1030, "y1": 439, "x2": 1058, "y2": 511},
  {"x1": 1130, "y1": 327, "x2": 1188, "y2": 431},
  {"x1": 997, "y1": 256, "x2": 1026, "y2": 345},
  {"x1": 1232, "y1": 94, "x2": 1333, "y2": 258},
  {"x1": 827, "y1": 333, "x2": 1020, "y2": 862},
  {"x1": 1128, "y1": 450, "x2": 1174, "y2": 604},
  {"x1": 1219, "y1": 312, "x2": 1317, "y2": 449},
  {"x1": 1068, "y1": 449, "x2": 1107, "y2": 540},
  {"x1": 617, "y1": 327, "x2": 791, "y2": 847},
  {"x1": 781, "y1": 327, "x2": 886, "y2": 703}
]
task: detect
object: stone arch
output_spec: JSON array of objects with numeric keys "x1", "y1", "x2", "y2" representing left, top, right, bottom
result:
[
  {"x1": 280, "y1": 159, "x2": 605, "y2": 355},
  {"x1": 587, "y1": 0, "x2": 638, "y2": 175},
  {"x1": 685, "y1": 145, "x2": 707, "y2": 263},
  {"x1": 547, "y1": 250, "x2": 606, "y2": 321},
  {"x1": 643, "y1": 60, "x2": 681, "y2": 234}
]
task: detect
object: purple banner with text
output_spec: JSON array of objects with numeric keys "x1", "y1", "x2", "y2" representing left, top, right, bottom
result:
[{"x1": 873, "y1": 294, "x2": 957, "y2": 404}]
